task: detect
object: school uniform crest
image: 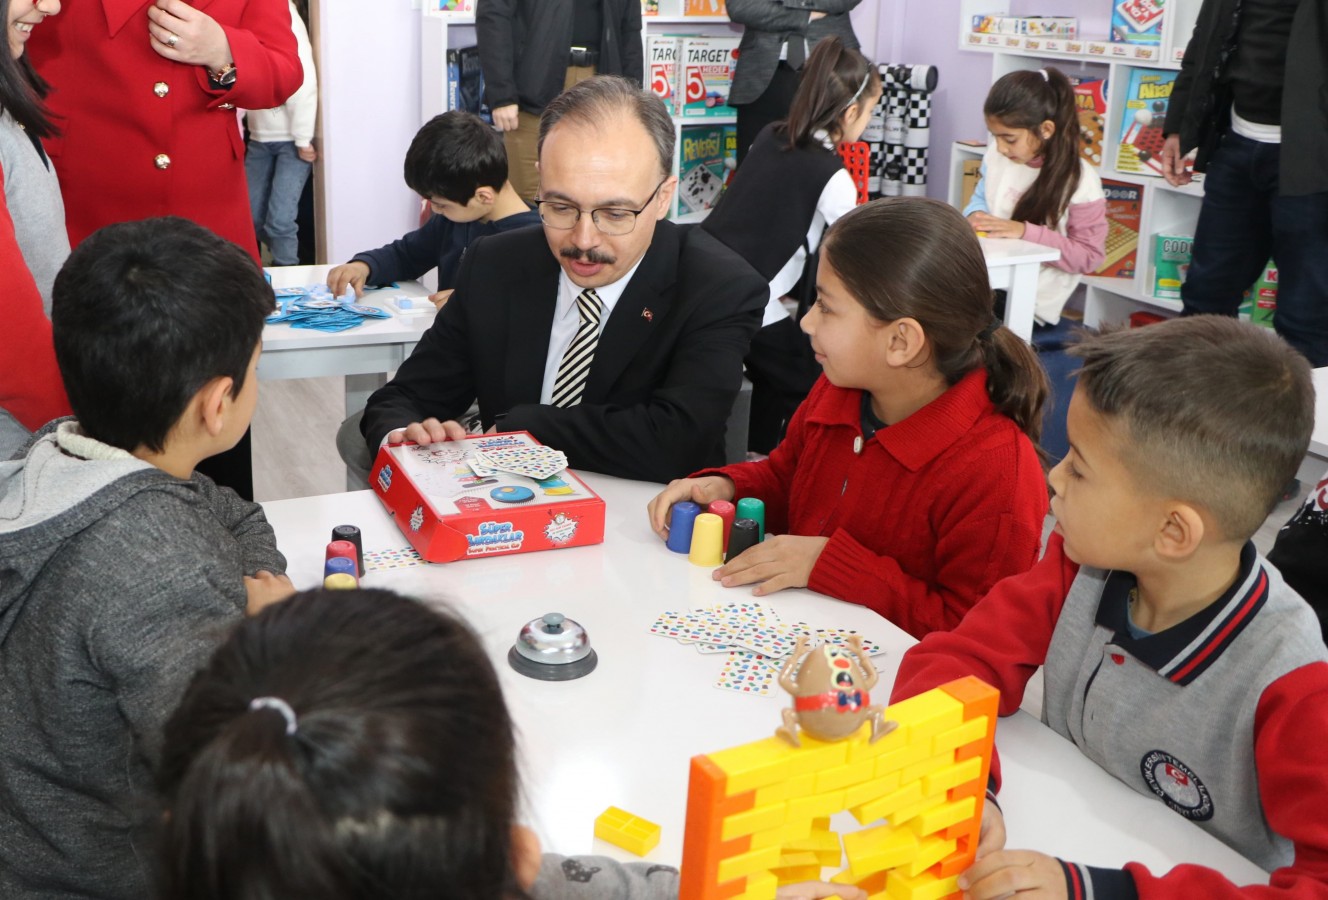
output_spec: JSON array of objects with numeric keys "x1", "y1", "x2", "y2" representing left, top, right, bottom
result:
[{"x1": 1141, "y1": 749, "x2": 1213, "y2": 821}]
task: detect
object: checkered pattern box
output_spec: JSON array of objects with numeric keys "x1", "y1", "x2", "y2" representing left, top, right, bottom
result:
[
  {"x1": 370, "y1": 432, "x2": 605, "y2": 563},
  {"x1": 680, "y1": 35, "x2": 740, "y2": 117}
]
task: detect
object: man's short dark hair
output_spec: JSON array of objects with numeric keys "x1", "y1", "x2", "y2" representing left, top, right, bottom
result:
[
  {"x1": 1069, "y1": 316, "x2": 1314, "y2": 541},
  {"x1": 538, "y1": 75, "x2": 675, "y2": 179},
  {"x1": 51, "y1": 217, "x2": 275, "y2": 453},
  {"x1": 403, "y1": 110, "x2": 508, "y2": 204}
]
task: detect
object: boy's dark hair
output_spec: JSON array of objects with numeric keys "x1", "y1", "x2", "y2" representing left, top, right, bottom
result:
[
  {"x1": 156, "y1": 589, "x2": 524, "y2": 900},
  {"x1": 823, "y1": 197, "x2": 1050, "y2": 448},
  {"x1": 51, "y1": 217, "x2": 273, "y2": 454},
  {"x1": 1069, "y1": 316, "x2": 1314, "y2": 541},
  {"x1": 984, "y1": 66, "x2": 1081, "y2": 228},
  {"x1": 404, "y1": 110, "x2": 509, "y2": 204},
  {"x1": 782, "y1": 36, "x2": 880, "y2": 150}
]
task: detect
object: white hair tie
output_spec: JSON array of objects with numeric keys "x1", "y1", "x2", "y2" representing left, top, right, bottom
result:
[
  {"x1": 249, "y1": 696, "x2": 298, "y2": 736},
  {"x1": 1038, "y1": 68, "x2": 1049, "y2": 81}
]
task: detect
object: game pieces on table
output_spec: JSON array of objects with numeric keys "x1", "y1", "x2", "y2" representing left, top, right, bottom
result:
[
  {"x1": 265, "y1": 283, "x2": 394, "y2": 333},
  {"x1": 668, "y1": 497, "x2": 765, "y2": 565}
]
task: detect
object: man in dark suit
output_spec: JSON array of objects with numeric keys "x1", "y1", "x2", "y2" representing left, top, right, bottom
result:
[{"x1": 354, "y1": 76, "x2": 766, "y2": 484}]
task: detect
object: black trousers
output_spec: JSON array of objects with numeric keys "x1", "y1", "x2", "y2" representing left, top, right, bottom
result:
[
  {"x1": 744, "y1": 315, "x2": 822, "y2": 454},
  {"x1": 733, "y1": 61, "x2": 801, "y2": 167}
]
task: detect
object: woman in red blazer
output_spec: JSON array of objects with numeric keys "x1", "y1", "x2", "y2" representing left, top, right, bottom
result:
[{"x1": 27, "y1": 0, "x2": 302, "y2": 260}]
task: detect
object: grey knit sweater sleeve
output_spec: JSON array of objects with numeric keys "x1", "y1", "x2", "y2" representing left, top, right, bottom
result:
[
  {"x1": 191, "y1": 472, "x2": 287, "y2": 575},
  {"x1": 531, "y1": 854, "x2": 679, "y2": 899}
]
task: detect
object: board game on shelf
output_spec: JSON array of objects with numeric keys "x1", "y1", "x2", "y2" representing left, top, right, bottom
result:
[
  {"x1": 1116, "y1": 68, "x2": 1177, "y2": 177},
  {"x1": 1097, "y1": 179, "x2": 1144, "y2": 280}
]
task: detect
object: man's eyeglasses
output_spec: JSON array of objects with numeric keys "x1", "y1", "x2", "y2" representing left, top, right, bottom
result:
[{"x1": 534, "y1": 178, "x2": 668, "y2": 236}]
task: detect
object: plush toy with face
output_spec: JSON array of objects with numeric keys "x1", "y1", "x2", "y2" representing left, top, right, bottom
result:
[{"x1": 775, "y1": 635, "x2": 895, "y2": 747}]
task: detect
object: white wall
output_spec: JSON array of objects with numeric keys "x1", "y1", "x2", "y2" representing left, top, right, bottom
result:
[{"x1": 316, "y1": 0, "x2": 424, "y2": 264}]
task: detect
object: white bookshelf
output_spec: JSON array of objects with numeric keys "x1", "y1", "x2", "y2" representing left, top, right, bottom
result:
[{"x1": 951, "y1": 0, "x2": 1205, "y2": 327}]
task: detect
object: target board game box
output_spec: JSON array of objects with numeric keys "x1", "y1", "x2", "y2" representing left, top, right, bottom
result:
[
  {"x1": 680, "y1": 35, "x2": 739, "y2": 117},
  {"x1": 370, "y1": 432, "x2": 605, "y2": 563},
  {"x1": 648, "y1": 34, "x2": 681, "y2": 113}
]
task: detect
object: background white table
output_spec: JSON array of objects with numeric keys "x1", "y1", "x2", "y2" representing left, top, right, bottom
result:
[
  {"x1": 261, "y1": 475, "x2": 1266, "y2": 887},
  {"x1": 981, "y1": 237, "x2": 1061, "y2": 343},
  {"x1": 259, "y1": 265, "x2": 435, "y2": 417}
]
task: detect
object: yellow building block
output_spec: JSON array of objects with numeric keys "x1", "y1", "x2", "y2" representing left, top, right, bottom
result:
[
  {"x1": 882, "y1": 691, "x2": 965, "y2": 744},
  {"x1": 815, "y1": 757, "x2": 878, "y2": 793},
  {"x1": 874, "y1": 736, "x2": 936, "y2": 778},
  {"x1": 786, "y1": 790, "x2": 848, "y2": 822},
  {"x1": 783, "y1": 736, "x2": 852, "y2": 776},
  {"x1": 886, "y1": 869, "x2": 961, "y2": 900},
  {"x1": 899, "y1": 750, "x2": 960, "y2": 786},
  {"x1": 773, "y1": 863, "x2": 823, "y2": 885},
  {"x1": 784, "y1": 828, "x2": 843, "y2": 867},
  {"x1": 717, "y1": 843, "x2": 782, "y2": 883},
  {"x1": 851, "y1": 779, "x2": 922, "y2": 825},
  {"x1": 906, "y1": 835, "x2": 957, "y2": 878},
  {"x1": 708, "y1": 738, "x2": 796, "y2": 794},
  {"x1": 931, "y1": 715, "x2": 989, "y2": 756},
  {"x1": 848, "y1": 720, "x2": 909, "y2": 762},
  {"x1": 908, "y1": 797, "x2": 976, "y2": 838},
  {"x1": 735, "y1": 869, "x2": 780, "y2": 899},
  {"x1": 594, "y1": 806, "x2": 661, "y2": 856},
  {"x1": 756, "y1": 770, "x2": 816, "y2": 805},
  {"x1": 842, "y1": 823, "x2": 920, "y2": 877},
  {"x1": 886, "y1": 787, "x2": 954, "y2": 830},
  {"x1": 921, "y1": 756, "x2": 983, "y2": 797},
  {"x1": 778, "y1": 850, "x2": 820, "y2": 868},
  {"x1": 844, "y1": 769, "x2": 902, "y2": 809},
  {"x1": 722, "y1": 803, "x2": 789, "y2": 841}
]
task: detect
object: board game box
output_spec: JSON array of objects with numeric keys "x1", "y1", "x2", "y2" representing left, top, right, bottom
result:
[
  {"x1": 1111, "y1": 0, "x2": 1165, "y2": 44},
  {"x1": 1070, "y1": 76, "x2": 1108, "y2": 166},
  {"x1": 680, "y1": 35, "x2": 739, "y2": 118},
  {"x1": 1116, "y1": 68, "x2": 1176, "y2": 176},
  {"x1": 647, "y1": 34, "x2": 682, "y2": 114},
  {"x1": 370, "y1": 432, "x2": 605, "y2": 563},
  {"x1": 1239, "y1": 261, "x2": 1278, "y2": 329},
  {"x1": 677, "y1": 123, "x2": 734, "y2": 214},
  {"x1": 1095, "y1": 179, "x2": 1143, "y2": 279},
  {"x1": 1151, "y1": 233, "x2": 1192, "y2": 299}
]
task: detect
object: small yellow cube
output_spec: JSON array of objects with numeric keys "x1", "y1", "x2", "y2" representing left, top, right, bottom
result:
[{"x1": 594, "y1": 806, "x2": 661, "y2": 856}]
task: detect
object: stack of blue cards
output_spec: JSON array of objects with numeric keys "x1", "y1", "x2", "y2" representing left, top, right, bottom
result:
[{"x1": 265, "y1": 285, "x2": 392, "y2": 333}]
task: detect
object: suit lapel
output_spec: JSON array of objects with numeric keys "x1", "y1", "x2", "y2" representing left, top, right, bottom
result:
[
  {"x1": 505, "y1": 252, "x2": 561, "y2": 406},
  {"x1": 584, "y1": 224, "x2": 679, "y2": 401}
]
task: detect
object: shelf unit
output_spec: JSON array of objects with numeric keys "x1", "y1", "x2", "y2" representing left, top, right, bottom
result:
[
  {"x1": 419, "y1": 7, "x2": 740, "y2": 220},
  {"x1": 951, "y1": 0, "x2": 1204, "y2": 327}
]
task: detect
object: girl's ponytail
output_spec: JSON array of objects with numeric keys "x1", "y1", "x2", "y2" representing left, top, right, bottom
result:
[
  {"x1": 782, "y1": 36, "x2": 880, "y2": 149},
  {"x1": 984, "y1": 66, "x2": 1082, "y2": 227},
  {"x1": 979, "y1": 325, "x2": 1049, "y2": 448}
]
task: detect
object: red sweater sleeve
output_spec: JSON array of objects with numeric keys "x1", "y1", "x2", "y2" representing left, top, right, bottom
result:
[
  {"x1": 201, "y1": 0, "x2": 302, "y2": 111},
  {"x1": 1111, "y1": 663, "x2": 1328, "y2": 900},
  {"x1": 0, "y1": 170, "x2": 69, "y2": 431},
  {"x1": 890, "y1": 534, "x2": 1081, "y2": 785}
]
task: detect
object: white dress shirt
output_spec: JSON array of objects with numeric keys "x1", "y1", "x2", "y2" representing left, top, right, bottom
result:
[{"x1": 539, "y1": 258, "x2": 644, "y2": 404}]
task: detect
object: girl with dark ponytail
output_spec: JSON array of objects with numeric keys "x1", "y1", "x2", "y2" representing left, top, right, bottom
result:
[
  {"x1": 649, "y1": 198, "x2": 1050, "y2": 639},
  {"x1": 964, "y1": 66, "x2": 1107, "y2": 326}
]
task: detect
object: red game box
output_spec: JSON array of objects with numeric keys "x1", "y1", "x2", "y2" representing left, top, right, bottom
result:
[{"x1": 369, "y1": 432, "x2": 605, "y2": 563}]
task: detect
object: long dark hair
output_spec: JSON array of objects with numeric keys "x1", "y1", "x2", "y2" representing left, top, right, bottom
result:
[
  {"x1": 822, "y1": 197, "x2": 1049, "y2": 446},
  {"x1": 983, "y1": 67, "x2": 1080, "y2": 227},
  {"x1": 782, "y1": 36, "x2": 880, "y2": 149},
  {"x1": 155, "y1": 589, "x2": 526, "y2": 900},
  {"x1": 0, "y1": 0, "x2": 56, "y2": 138}
]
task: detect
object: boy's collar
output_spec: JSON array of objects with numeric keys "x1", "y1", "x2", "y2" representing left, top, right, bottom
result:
[
  {"x1": 1096, "y1": 542, "x2": 1266, "y2": 685},
  {"x1": 54, "y1": 422, "x2": 135, "y2": 462}
]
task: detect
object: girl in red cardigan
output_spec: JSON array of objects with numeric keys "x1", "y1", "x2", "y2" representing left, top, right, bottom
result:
[{"x1": 647, "y1": 197, "x2": 1050, "y2": 638}]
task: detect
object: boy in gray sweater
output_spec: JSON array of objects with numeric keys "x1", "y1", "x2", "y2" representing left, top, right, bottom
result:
[{"x1": 0, "y1": 217, "x2": 291, "y2": 899}]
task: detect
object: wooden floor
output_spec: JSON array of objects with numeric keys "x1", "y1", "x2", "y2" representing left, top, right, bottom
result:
[{"x1": 252, "y1": 376, "x2": 1314, "y2": 557}]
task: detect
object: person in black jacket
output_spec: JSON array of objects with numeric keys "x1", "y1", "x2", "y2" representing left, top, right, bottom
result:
[
  {"x1": 325, "y1": 111, "x2": 538, "y2": 307},
  {"x1": 349, "y1": 77, "x2": 765, "y2": 484},
  {"x1": 476, "y1": 0, "x2": 643, "y2": 201},
  {"x1": 1161, "y1": 0, "x2": 1328, "y2": 365}
]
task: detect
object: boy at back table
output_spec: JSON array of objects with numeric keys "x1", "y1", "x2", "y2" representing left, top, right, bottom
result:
[
  {"x1": 0, "y1": 217, "x2": 292, "y2": 899},
  {"x1": 891, "y1": 315, "x2": 1328, "y2": 899},
  {"x1": 326, "y1": 110, "x2": 539, "y2": 308}
]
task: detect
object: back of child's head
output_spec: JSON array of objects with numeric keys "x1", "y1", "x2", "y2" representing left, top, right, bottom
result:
[
  {"x1": 1069, "y1": 316, "x2": 1313, "y2": 542},
  {"x1": 822, "y1": 197, "x2": 1049, "y2": 445},
  {"x1": 984, "y1": 66, "x2": 1080, "y2": 227},
  {"x1": 783, "y1": 36, "x2": 880, "y2": 149},
  {"x1": 404, "y1": 110, "x2": 508, "y2": 204},
  {"x1": 155, "y1": 588, "x2": 522, "y2": 900},
  {"x1": 51, "y1": 217, "x2": 273, "y2": 453}
]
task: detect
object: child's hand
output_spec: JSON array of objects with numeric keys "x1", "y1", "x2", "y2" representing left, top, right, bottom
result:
[
  {"x1": 430, "y1": 289, "x2": 454, "y2": 309},
  {"x1": 957, "y1": 850, "x2": 1067, "y2": 900},
  {"x1": 1160, "y1": 134, "x2": 1193, "y2": 187},
  {"x1": 327, "y1": 261, "x2": 370, "y2": 299},
  {"x1": 244, "y1": 570, "x2": 296, "y2": 617},
  {"x1": 715, "y1": 535, "x2": 830, "y2": 595},
  {"x1": 776, "y1": 882, "x2": 865, "y2": 900},
  {"x1": 646, "y1": 476, "x2": 736, "y2": 539},
  {"x1": 969, "y1": 212, "x2": 1025, "y2": 239},
  {"x1": 975, "y1": 799, "x2": 1007, "y2": 858},
  {"x1": 297, "y1": 144, "x2": 317, "y2": 163}
]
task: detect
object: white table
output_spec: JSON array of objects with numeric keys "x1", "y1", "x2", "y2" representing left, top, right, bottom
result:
[
  {"x1": 981, "y1": 237, "x2": 1061, "y2": 343},
  {"x1": 258, "y1": 265, "x2": 435, "y2": 417},
  {"x1": 261, "y1": 476, "x2": 1267, "y2": 887}
]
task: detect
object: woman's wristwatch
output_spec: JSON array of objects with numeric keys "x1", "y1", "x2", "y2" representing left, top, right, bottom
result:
[{"x1": 208, "y1": 62, "x2": 237, "y2": 87}]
